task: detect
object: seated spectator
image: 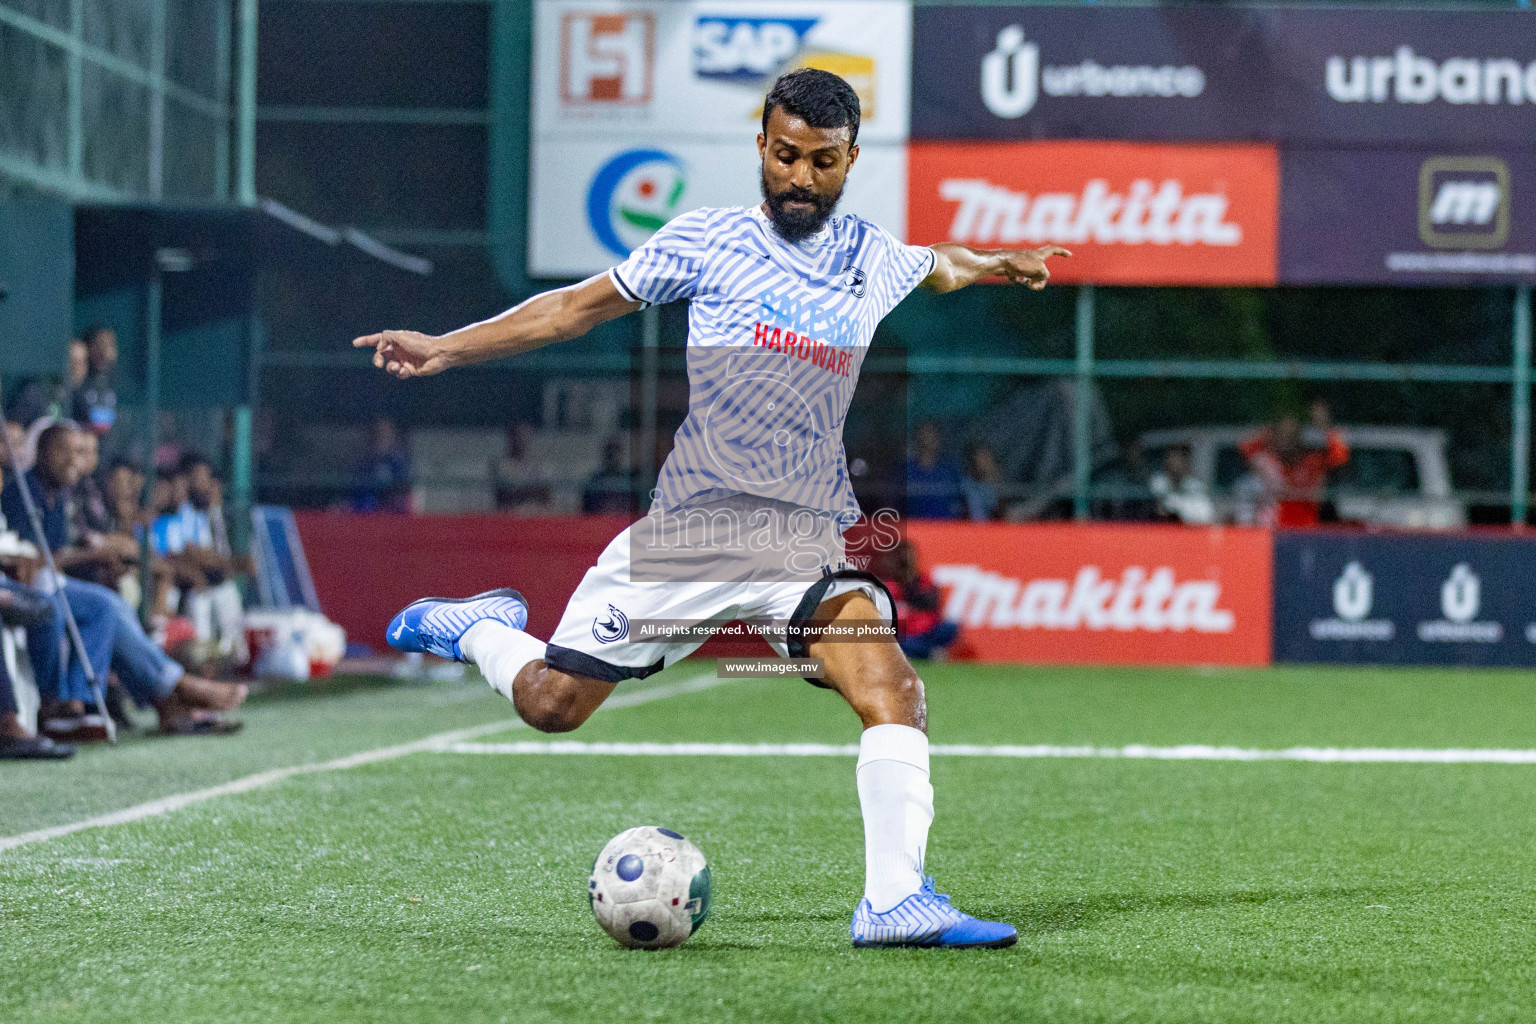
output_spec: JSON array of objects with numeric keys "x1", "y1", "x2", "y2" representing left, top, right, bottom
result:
[
  {"x1": 885, "y1": 539, "x2": 959, "y2": 661},
  {"x1": 0, "y1": 430, "x2": 77, "y2": 758},
  {"x1": 905, "y1": 421, "x2": 963, "y2": 519},
  {"x1": 352, "y1": 416, "x2": 412, "y2": 513},
  {"x1": 495, "y1": 421, "x2": 554, "y2": 514},
  {"x1": 1239, "y1": 401, "x2": 1349, "y2": 528},
  {"x1": 582, "y1": 438, "x2": 634, "y2": 516},
  {"x1": 3, "y1": 424, "x2": 248, "y2": 738},
  {"x1": 0, "y1": 646, "x2": 74, "y2": 760},
  {"x1": 1092, "y1": 439, "x2": 1158, "y2": 522},
  {"x1": 151, "y1": 454, "x2": 248, "y2": 664},
  {"x1": 72, "y1": 325, "x2": 119, "y2": 439},
  {"x1": 961, "y1": 445, "x2": 1002, "y2": 522},
  {"x1": 1149, "y1": 445, "x2": 1215, "y2": 525}
]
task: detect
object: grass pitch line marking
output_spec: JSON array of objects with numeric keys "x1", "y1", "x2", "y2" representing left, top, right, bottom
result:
[
  {"x1": 0, "y1": 671, "x2": 728, "y2": 855},
  {"x1": 439, "y1": 740, "x2": 1536, "y2": 764}
]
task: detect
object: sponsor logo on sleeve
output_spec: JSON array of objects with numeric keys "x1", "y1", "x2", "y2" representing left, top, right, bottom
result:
[{"x1": 1309, "y1": 561, "x2": 1395, "y2": 641}]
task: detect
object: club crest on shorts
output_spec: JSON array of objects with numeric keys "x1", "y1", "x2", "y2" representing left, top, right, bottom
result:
[{"x1": 593, "y1": 604, "x2": 629, "y2": 644}]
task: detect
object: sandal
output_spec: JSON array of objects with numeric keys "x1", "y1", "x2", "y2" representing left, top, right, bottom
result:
[{"x1": 158, "y1": 715, "x2": 244, "y2": 737}]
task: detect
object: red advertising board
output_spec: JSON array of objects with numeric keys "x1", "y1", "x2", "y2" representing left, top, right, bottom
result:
[
  {"x1": 907, "y1": 141, "x2": 1280, "y2": 285},
  {"x1": 905, "y1": 521, "x2": 1273, "y2": 666}
]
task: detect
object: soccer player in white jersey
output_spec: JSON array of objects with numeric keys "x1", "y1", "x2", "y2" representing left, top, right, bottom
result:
[{"x1": 355, "y1": 69, "x2": 1067, "y2": 949}]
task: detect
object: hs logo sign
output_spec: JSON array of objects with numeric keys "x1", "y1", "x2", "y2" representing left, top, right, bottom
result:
[{"x1": 561, "y1": 12, "x2": 653, "y2": 105}]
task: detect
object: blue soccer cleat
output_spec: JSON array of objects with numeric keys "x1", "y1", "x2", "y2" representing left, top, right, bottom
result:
[
  {"x1": 850, "y1": 877, "x2": 1017, "y2": 949},
  {"x1": 385, "y1": 588, "x2": 529, "y2": 662}
]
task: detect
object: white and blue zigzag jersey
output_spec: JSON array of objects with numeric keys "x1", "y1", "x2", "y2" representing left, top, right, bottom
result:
[{"x1": 609, "y1": 205, "x2": 935, "y2": 520}]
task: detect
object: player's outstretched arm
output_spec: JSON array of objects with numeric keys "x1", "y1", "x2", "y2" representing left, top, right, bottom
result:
[
  {"x1": 352, "y1": 273, "x2": 643, "y2": 379},
  {"x1": 920, "y1": 243, "x2": 1072, "y2": 294}
]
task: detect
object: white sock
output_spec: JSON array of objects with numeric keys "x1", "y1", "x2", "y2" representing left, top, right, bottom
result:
[
  {"x1": 856, "y1": 724, "x2": 934, "y2": 913},
  {"x1": 460, "y1": 621, "x2": 546, "y2": 703}
]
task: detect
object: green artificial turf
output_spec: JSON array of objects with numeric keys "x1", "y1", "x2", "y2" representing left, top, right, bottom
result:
[{"x1": 3, "y1": 663, "x2": 1535, "y2": 1023}]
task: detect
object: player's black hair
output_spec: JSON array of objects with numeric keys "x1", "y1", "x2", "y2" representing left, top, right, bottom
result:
[
  {"x1": 81, "y1": 325, "x2": 113, "y2": 346},
  {"x1": 761, "y1": 68, "x2": 860, "y2": 147}
]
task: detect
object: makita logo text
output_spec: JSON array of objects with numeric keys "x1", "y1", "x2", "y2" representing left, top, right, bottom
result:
[
  {"x1": 938, "y1": 179, "x2": 1242, "y2": 247},
  {"x1": 752, "y1": 322, "x2": 853, "y2": 377},
  {"x1": 932, "y1": 565, "x2": 1236, "y2": 633},
  {"x1": 1326, "y1": 48, "x2": 1536, "y2": 105}
]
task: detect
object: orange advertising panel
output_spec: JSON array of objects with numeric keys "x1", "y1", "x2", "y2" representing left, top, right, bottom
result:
[
  {"x1": 907, "y1": 141, "x2": 1280, "y2": 286},
  {"x1": 905, "y1": 521, "x2": 1273, "y2": 666}
]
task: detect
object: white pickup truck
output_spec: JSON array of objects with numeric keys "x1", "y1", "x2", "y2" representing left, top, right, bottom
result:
[{"x1": 1137, "y1": 425, "x2": 1466, "y2": 530}]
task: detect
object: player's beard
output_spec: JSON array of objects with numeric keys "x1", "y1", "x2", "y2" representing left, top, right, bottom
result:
[{"x1": 760, "y1": 167, "x2": 843, "y2": 243}]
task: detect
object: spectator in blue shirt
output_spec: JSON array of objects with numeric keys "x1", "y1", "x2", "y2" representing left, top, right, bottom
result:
[
  {"x1": 351, "y1": 417, "x2": 412, "y2": 513},
  {"x1": 904, "y1": 421, "x2": 964, "y2": 519}
]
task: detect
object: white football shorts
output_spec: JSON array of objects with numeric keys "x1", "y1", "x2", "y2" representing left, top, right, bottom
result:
[{"x1": 544, "y1": 495, "x2": 894, "y2": 683}]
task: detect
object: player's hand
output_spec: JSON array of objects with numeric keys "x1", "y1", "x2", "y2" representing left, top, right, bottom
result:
[
  {"x1": 352, "y1": 329, "x2": 450, "y2": 379},
  {"x1": 1000, "y1": 245, "x2": 1072, "y2": 290}
]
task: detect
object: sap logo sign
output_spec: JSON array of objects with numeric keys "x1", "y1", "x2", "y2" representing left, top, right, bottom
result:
[
  {"x1": 694, "y1": 16, "x2": 817, "y2": 82},
  {"x1": 1419, "y1": 157, "x2": 1509, "y2": 250},
  {"x1": 561, "y1": 12, "x2": 653, "y2": 105}
]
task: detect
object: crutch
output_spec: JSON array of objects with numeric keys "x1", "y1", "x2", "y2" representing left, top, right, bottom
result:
[{"x1": 0, "y1": 380, "x2": 117, "y2": 743}]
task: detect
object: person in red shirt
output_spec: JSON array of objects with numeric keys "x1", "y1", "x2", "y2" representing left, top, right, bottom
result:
[
  {"x1": 1239, "y1": 400, "x2": 1349, "y2": 527},
  {"x1": 884, "y1": 539, "x2": 960, "y2": 661}
]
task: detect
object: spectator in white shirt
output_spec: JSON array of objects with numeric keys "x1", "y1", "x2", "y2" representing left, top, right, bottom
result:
[{"x1": 1149, "y1": 446, "x2": 1215, "y2": 525}]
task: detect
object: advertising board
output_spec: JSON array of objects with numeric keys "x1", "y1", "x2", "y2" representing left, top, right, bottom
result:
[
  {"x1": 906, "y1": 521, "x2": 1273, "y2": 666},
  {"x1": 1273, "y1": 531, "x2": 1536, "y2": 667},
  {"x1": 1280, "y1": 149, "x2": 1536, "y2": 285},
  {"x1": 906, "y1": 141, "x2": 1279, "y2": 286},
  {"x1": 528, "y1": 138, "x2": 907, "y2": 277},
  {"x1": 534, "y1": 0, "x2": 911, "y2": 143},
  {"x1": 911, "y1": 6, "x2": 1536, "y2": 148}
]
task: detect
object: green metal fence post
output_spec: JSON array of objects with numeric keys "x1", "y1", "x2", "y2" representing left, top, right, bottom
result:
[
  {"x1": 1514, "y1": 285, "x2": 1532, "y2": 526},
  {"x1": 66, "y1": 0, "x2": 82, "y2": 181},
  {"x1": 638, "y1": 306, "x2": 660, "y2": 507},
  {"x1": 237, "y1": 0, "x2": 258, "y2": 205},
  {"x1": 139, "y1": 264, "x2": 163, "y2": 628},
  {"x1": 1074, "y1": 284, "x2": 1095, "y2": 521}
]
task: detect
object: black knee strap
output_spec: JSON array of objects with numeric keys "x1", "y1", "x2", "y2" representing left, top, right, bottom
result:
[
  {"x1": 786, "y1": 569, "x2": 899, "y2": 687},
  {"x1": 545, "y1": 644, "x2": 665, "y2": 684}
]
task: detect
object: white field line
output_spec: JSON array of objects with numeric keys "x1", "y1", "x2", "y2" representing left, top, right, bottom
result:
[
  {"x1": 438, "y1": 740, "x2": 1536, "y2": 765},
  {"x1": 0, "y1": 672, "x2": 728, "y2": 854}
]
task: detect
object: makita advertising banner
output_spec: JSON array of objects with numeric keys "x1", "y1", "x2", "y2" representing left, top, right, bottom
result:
[
  {"x1": 911, "y1": 6, "x2": 1536, "y2": 148},
  {"x1": 907, "y1": 141, "x2": 1279, "y2": 286},
  {"x1": 906, "y1": 521, "x2": 1273, "y2": 666},
  {"x1": 1273, "y1": 531, "x2": 1536, "y2": 667},
  {"x1": 1280, "y1": 149, "x2": 1536, "y2": 285}
]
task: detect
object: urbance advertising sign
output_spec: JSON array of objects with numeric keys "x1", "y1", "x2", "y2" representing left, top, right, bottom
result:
[{"x1": 912, "y1": 7, "x2": 1536, "y2": 148}]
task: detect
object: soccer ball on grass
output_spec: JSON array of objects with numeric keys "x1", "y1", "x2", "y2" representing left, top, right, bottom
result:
[{"x1": 589, "y1": 826, "x2": 710, "y2": 949}]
